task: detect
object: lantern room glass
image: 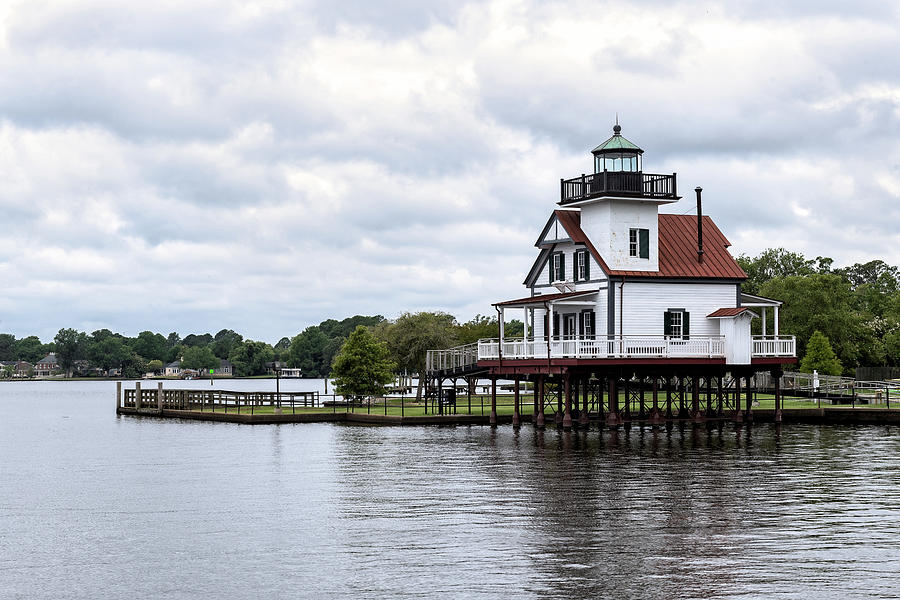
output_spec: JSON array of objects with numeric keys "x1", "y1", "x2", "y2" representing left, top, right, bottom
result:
[{"x1": 595, "y1": 152, "x2": 641, "y2": 173}]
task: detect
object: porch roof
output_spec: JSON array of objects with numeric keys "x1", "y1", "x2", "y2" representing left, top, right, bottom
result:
[
  {"x1": 494, "y1": 290, "x2": 597, "y2": 308},
  {"x1": 707, "y1": 307, "x2": 756, "y2": 318},
  {"x1": 740, "y1": 292, "x2": 783, "y2": 307}
]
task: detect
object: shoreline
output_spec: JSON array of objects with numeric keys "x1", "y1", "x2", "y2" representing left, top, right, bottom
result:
[{"x1": 115, "y1": 406, "x2": 900, "y2": 426}]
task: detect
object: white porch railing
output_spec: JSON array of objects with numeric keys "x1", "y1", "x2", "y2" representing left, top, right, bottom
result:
[
  {"x1": 752, "y1": 335, "x2": 796, "y2": 357},
  {"x1": 480, "y1": 336, "x2": 726, "y2": 360},
  {"x1": 425, "y1": 342, "x2": 478, "y2": 373},
  {"x1": 426, "y1": 334, "x2": 797, "y2": 373}
]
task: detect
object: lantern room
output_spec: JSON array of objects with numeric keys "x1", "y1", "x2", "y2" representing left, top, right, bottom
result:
[{"x1": 592, "y1": 123, "x2": 643, "y2": 173}]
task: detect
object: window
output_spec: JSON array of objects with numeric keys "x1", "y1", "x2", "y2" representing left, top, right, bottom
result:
[
  {"x1": 575, "y1": 249, "x2": 590, "y2": 281},
  {"x1": 629, "y1": 228, "x2": 650, "y2": 259},
  {"x1": 549, "y1": 251, "x2": 566, "y2": 282},
  {"x1": 664, "y1": 309, "x2": 690, "y2": 339},
  {"x1": 581, "y1": 310, "x2": 594, "y2": 337}
]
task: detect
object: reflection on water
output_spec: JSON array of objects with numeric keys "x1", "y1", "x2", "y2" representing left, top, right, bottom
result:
[{"x1": 1, "y1": 381, "x2": 899, "y2": 599}]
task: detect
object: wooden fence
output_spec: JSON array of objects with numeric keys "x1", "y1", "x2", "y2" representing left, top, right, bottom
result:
[{"x1": 120, "y1": 383, "x2": 319, "y2": 414}]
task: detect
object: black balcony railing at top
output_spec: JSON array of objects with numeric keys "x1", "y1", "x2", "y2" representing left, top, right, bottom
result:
[{"x1": 560, "y1": 171, "x2": 677, "y2": 204}]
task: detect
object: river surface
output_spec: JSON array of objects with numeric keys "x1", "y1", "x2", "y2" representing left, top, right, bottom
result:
[{"x1": 1, "y1": 380, "x2": 899, "y2": 599}]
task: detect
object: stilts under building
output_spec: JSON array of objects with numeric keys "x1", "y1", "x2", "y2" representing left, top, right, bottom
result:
[{"x1": 426, "y1": 123, "x2": 797, "y2": 427}]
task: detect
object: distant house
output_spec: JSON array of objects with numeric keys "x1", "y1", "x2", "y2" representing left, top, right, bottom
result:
[
  {"x1": 34, "y1": 353, "x2": 60, "y2": 378},
  {"x1": 266, "y1": 361, "x2": 287, "y2": 375},
  {"x1": 73, "y1": 360, "x2": 104, "y2": 377},
  {"x1": 281, "y1": 368, "x2": 302, "y2": 378},
  {"x1": 214, "y1": 359, "x2": 233, "y2": 377},
  {"x1": 165, "y1": 361, "x2": 182, "y2": 377},
  {"x1": 14, "y1": 361, "x2": 32, "y2": 378}
]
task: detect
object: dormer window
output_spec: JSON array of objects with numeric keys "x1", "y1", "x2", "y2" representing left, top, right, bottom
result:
[
  {"x1": 549, "y1": 251, "x2": 565, "y2": 282},
  {"x1": 629, "y1": 228, "x2": 649, "y2": 259}
]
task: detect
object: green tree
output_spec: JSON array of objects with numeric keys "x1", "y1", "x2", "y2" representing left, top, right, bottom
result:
[
  {"x1": 377, "y1": 311, "x2": 458, "y2": 402},
  {"x1": 737, "y1": 248, "x2": 831, "y2": 295},
  {"x1": 331, "y1": 326, "x2": 395, "y2": 400},
  {"x1": 1, "y1": 364, "x2": 13, "y2": 379},
  {"x1": 147, "y1": 359, "x2": 164, "y2": 373},
  {"x1": 800, "y1": 330, "x2": 843, "y2": 375},
  {"x1": 182, "y1": 345, "x2": 219, "y2": 372},
  {"x1": 121, "y1": 352, "x2": 148, "y2": 379},
  {"x1": 759, "y1": 274, "x2": 861, "y2": 371},
  {"x1": 54, "y1": 328, "x2": 88, "y2": 377},
  {"x1": 0, "y1": 333, "x2": 16, "y2": 360},
  {"x1": 212, "y1": 329, "x2": 243, "y2": 359},
  {"x1": 456, "y1": 315, "x2": 498, "y2": 345},
  {"x1": 166, "y1": 344, "x2": 186, "y2": 364},
  {"x1": 131, "y1": 331, "x2": 168, "y2": 362},
  {"x1": 166, "y1": 332, "x2": 181, "y2": 347},
  {"x1": 273, "y1": 337, "x2": 292, "y2": 360},
  {"x1": 287, "y1": 326, "x2": 330, "y2": 377},
  {"x1": 229, "y1": 340, "x2": 274, "y2": 376},
  {"x1": 182, "y1": 333, "x2": 213, "y2": 347},
  {"x1": 88, "y1": 335, "x2": 130, "y2": 373},
  {"x1": 14, "y1": 336, "x2": 46, "y2": 363}
]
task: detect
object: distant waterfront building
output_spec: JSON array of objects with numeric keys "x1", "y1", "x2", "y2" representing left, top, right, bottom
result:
[
  {"x1": 165, "y1": 359, "x2": 233, "y2": 377},
  {"x1": 164, "y1": 361, "x2": 183, "y2": 377},
  {"x1": 0, "y1": 361, "x2": 31, "y2": 378},
  {"x1": 427, "y1": 124, "x2": 797, "y2": 426},
  {"x1": 33, "y1": 353, "x2": 60, "y2": 378}
]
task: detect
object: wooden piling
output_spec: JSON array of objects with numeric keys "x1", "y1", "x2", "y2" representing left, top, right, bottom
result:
[
  {"x1": 536, "y1": 375, "x2": 546, "y2": 428},
  {"x1": 490, "y1": 377, "x2": 497, "y2": 427},
  {"x1": 116, "y1": 381, "x2": 122, "y2": 411},
  {"x1": 512, "y1": 376, "x2": 521, "y2": 428},
  {"x1": 135, "y1": 381, "x2": 142, "y2": 410}
]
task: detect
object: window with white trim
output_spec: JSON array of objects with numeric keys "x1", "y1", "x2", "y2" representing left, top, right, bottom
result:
[
  {"x1": 576, "y1": 250, "x2": 586, "y2": 281},
  {"x1": 550, "y1": 251, "x2": 565, "y2": 282},
  {"x1": 669, "y1": 311, "x2": 682, "y2": 337},
  {"x1": 629, "y1": 228, "x2": 650, "y2": 259}
]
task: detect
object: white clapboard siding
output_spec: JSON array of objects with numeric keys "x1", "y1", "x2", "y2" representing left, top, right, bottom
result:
[{"x1": 615, "y1": 282, "x2": 738, "y2": 336}]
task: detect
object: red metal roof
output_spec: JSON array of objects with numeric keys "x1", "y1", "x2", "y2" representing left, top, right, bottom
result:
[
  {"x1": 493, "y1": 290, "x2": 597, "y2": 307},
  {"x1": 554, "y1": 210, "x2": 747, "y2": 280},
  {"x1": 707, "y1": 307, "x2": 753, "y2": 318}
]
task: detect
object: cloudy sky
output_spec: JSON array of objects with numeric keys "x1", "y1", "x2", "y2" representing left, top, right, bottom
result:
[{"x1": 1, "y1": 0, "x2": 899, "y2": 343}]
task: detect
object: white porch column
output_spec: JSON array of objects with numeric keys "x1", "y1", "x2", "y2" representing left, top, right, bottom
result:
[
  {"x1": 524, "y1": 308, "x2": 530, "y2": 341},
  {"x1": 761, "y1": 307, "x2": 767, "y2": 336},
  {"x1": 774, "y1": 306, "x2": 779, "y2": 336},
  {"x1": 499, "y1": 308, "x2": 505, "y2": 343}
]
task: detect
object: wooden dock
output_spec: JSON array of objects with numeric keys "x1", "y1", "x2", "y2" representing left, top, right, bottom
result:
[{"x1": 115, "y1": 383, "x2": 900, "y2": 426}]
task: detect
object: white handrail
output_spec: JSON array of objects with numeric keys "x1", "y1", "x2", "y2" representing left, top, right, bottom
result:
[{"x1": 427, "y1": 334, "x2": 796, "y2": 373}]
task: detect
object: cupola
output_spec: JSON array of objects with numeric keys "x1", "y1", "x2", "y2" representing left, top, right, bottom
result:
[{"x1": 591, "y1": 123, "x2": 643, "y2": 174}]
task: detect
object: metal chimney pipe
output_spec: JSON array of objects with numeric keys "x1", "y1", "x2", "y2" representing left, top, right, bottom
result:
[{"x1": 695, "y1": 187, "x2": 704, "y2": 261}]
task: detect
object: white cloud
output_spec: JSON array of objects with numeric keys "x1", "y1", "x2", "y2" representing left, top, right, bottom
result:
[{"x1": 0, "y1": 0, "x2": 899, "y2": 342}]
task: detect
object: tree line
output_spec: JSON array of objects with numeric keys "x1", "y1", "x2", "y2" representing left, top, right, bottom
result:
[
  {"x1": 737, "y1": 248, "x2": 900, "y2": 376},
  {"x1": 0, "y1": 314, "x2": 521, "y2": 380}
]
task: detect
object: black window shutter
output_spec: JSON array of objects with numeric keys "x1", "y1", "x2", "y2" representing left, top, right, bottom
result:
[
  {"x1": 579, "y1": 313, "x2": 584, "y2": 336},
  {"x1": 639, "y1": 229, "x2": 650, "y2": 259},
  {"x1": 549, "y1": 253, "x2": 554, "y2": 283},
  {"x1": 664, "y1": 311, "x2": 672, "y2": 336},
  {"x1": 553, "y1": 313, "x2": 559, "y2": 338},
  {"x1": 560, "y1": 254, "x2": 566, "y2": 280},
  {"x1": 683, "y1": 312, "x2": 690, "y2": 339},
  {"x1": 584, "y1": 251, "x2": 590, "y2": 280}
]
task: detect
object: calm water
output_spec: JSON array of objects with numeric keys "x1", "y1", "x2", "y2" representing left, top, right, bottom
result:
[{"x1": 2, "y1": 381, "x2": 900, "y2": 599}]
